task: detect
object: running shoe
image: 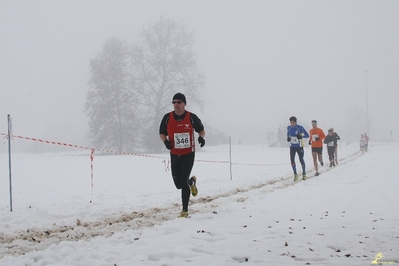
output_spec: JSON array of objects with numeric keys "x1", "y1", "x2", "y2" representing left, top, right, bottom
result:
[
  {"x1": 190, "y1": 176, "x2": 198, "y2": 197},
  {"x1": 178, "y1": 211, "x2": 188, "y2": 218}
]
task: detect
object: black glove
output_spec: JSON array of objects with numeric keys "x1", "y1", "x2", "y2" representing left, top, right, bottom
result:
[
  {"x1": 296, "y1": 134, "x2": 303, "y2": 139},
  {"x1": 308, "y1": 140, "x2": 312, "y2": 145},
  {"x1": 198, "y1": 136, "x2": 205, "y2": 147},
  {"x1": 315, "y1": 137, "x2": 320, "y2": 141},
  {"x1": 287, "y1": 137, "x2": 291, "y2": 142},
  {"x1": 164, "y1": 139, "x2": 173, "y2": 150}
]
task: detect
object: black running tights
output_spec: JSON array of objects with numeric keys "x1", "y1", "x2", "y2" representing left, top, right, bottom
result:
[{"x1": 170, "y1": 152, "x2": 195, "y2": 212}]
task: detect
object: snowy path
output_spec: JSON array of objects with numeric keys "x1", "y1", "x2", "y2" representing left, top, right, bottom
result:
[{"x1": 0, "y1": 148, "x2": 363, "y2": 259}]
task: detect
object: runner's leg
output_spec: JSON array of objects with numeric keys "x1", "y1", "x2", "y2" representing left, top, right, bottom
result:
[
  {"x1": 312, "y1": 150, "x2": 318, "y2": 173},
  {"x1": 290, "y1": 147, "x2": 297, "y2": 174},
  {"x1": 298, "y1": 147, "x2": 306, "y2": 173},
  {"x1": 170, "y1": 154, "x2": 182, "y2": 189},
  {"x1": 180, "y1": 152, "x2": 195, "y2": 212},
  {"x1": 317, "y1": 148, "x2": 323, "y2": 166}
]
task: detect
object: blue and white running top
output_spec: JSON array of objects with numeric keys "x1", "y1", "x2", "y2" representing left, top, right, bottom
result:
[{"x1": 287, "y1": 125, "x2": 309, "y2": 148}]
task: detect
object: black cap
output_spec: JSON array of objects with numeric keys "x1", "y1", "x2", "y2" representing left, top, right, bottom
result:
[
  {"x1": 311, "y1": 120, "x2": 317, "y2": 123},
  {"x1": 172, "y1": 93, "x2": 186, "y2": 104},
  {"x1": 289, "y1": 116, "x2": 297, "y2": 122}
]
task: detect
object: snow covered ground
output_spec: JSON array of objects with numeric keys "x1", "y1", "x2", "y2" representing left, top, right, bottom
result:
[{"x1": 0, "y1": 141, "x2": 398, "y2": 265}]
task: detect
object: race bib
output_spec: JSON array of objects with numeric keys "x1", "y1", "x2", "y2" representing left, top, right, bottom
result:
[
  {"x1": 174, "y1": 133, "x2": 191, "y2": 149},
  {"x1": 290, "y1": 137, "x2": 300, "y2": 144},
  {"x1": 328, "y1": 141, "x2": 334, "y2": 147},
  {"x1": 312, "y1": 134, "x2": 319, "y2": 141}
]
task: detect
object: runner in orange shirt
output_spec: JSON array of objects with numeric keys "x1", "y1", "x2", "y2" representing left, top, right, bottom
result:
[{"x1": 308, "y1": 120, "x2": 326, "y2": 176}]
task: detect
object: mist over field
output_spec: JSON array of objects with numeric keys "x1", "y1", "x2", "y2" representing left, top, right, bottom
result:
[{"x1": 1, "y1": 0, "x2": 398, "y2": 153}]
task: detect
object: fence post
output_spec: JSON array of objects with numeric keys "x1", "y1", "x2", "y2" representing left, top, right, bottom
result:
[
  {"x1": 229, "y1": 136, "x2": 232, "y2": 181},
  {"x1": 7, "y1": 114, "x2": 13, "y2": 212}
]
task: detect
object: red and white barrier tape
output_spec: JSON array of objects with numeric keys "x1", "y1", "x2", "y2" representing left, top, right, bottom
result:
[
  {"x1": 1, "y1": 133, "x2": 167, "y2": 158},
  {"x1": 1, "y1": 133, "x2": 173, "y2": 202},
  {"x1": 194, "y1": 159, "x2": 292, "y2": 166},
  {"x1": 2, "y1": 133, "x2": 312, "y2": 203},
  {"x1": 2, "y1": 133, "x2": 297, "y2": 166}
]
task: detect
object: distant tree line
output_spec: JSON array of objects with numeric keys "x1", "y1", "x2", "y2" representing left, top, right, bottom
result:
[{"x1": 85, "y1": 17, "x2": 206, "y2": 152}]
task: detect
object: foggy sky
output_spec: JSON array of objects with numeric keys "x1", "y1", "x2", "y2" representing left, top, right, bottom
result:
[{"x1": 1, "y1": 0, "x2": 398, "y2": 152}]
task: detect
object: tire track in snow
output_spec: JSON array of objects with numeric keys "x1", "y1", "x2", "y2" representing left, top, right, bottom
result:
[{"x1": 0, "y1": 151, "x2": 362, "y2": 258}]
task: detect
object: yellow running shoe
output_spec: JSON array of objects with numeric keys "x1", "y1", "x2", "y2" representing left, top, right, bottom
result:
[
  {"x1": 294, "y1": 174, "x2": 298, "y2": 181},
  {"x1": 178, "y1": 211, "x2": 188, "y2": 218},
  {"x1": 302, "y1": 173, "x2": 307, "y2": 180},
  {"x1": 190, "y1": 176, "x2": 198, "y2": 197}
]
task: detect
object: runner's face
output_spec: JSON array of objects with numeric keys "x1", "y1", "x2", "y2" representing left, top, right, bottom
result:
[
  {"x1": 172, "y1": 100, "x2": 185, "y2": 113},
  {"x1": 312, "y1": 122, "x2": 317, "y2": 128},
  {"x1": 290, "y1": 121, "x2": 296, "y2": 126}
]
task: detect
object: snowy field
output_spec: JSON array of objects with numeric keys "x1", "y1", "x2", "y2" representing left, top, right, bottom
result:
[{"x1": 0, "y1": 141, "x2": 398, "y2": 265}]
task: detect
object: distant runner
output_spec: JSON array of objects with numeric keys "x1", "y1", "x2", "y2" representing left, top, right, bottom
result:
[
  {"x1": 363, "y1": 133, "x2": 369, "y2": 152},
  {"x1": 308, "y1": 120, "x2": 326, "y2": 176},
  {"x1": 287, "y1": 116, "x2": 309, "y2": 181},
  {"x1": 360, "y1": 134, "x2": 366, "y2": 154},
  {"x1": 330, "y1": 128, "x2": 341, "y2": 165},
  {"x1": 324, "y1": 128, "x2": 338, "y2": 167}
]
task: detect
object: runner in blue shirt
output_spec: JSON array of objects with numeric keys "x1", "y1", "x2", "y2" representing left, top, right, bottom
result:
[{"x1": 287, "y1": 116, "x2": 309, "y2": 181}]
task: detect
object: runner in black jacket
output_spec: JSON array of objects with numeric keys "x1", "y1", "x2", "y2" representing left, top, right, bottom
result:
[
  {"x1": 159, "y1": 93, "x2": 205, "y2": 218},
  {"x1": 324, "y1": 129, "x2": 338, "y2": 167}
]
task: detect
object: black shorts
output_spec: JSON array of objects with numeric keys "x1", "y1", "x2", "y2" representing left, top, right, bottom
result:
[{"x1": 312, "y1": 147, "x2": 323, "y2": 154}]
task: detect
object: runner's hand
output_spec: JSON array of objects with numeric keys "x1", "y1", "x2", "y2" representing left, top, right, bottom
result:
[
  {"x1": 287, "y1": 137, "x2": 291, "y2": 142},
  {"x1": 164, "y1": 139, "x2": 173, "y2": 150},
  {"x1": 296, "y1": 134, "x2": 303, "y2": 139},
  {"x1": 198, "y1": 136, "x2": 205, "y2": 147}
]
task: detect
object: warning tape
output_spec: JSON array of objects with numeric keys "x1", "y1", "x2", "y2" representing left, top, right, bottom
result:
[
  {"x1": 1, "y1": 133, "x2": 314, "y2": 203},
  {"x1": 1, "y1": 134, "x2": 167, "y2": 158},
  {"x1": 194, "y1": 159, "x2": 290, "y2": 166},
  {"x1": 1, "y1": 133, "x2": 172, "y2": 202},
  {"x1": 1, "y1": 133, "x2": 309, "y2": 167}
]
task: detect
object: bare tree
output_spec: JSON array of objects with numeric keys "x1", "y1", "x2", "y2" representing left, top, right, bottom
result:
[
  {"x1": 85, "y1": 37, "x2": 139, "y2": 152},
  {"x1": 131, "y1": 17, "x2": 205, "y2": 151}
]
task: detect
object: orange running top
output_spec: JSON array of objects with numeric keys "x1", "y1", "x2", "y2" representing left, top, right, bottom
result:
[{"x1": 309, "y1": 127, "x2": 326, "y2": 148}]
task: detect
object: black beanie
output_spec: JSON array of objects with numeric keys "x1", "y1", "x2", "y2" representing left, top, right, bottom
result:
[
  {"x1": 173, "y1": 93, "x2": 186, "y2": 104},
  {"x1": 289, "y1": 116, "x2": 297, "y2": 122}
]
